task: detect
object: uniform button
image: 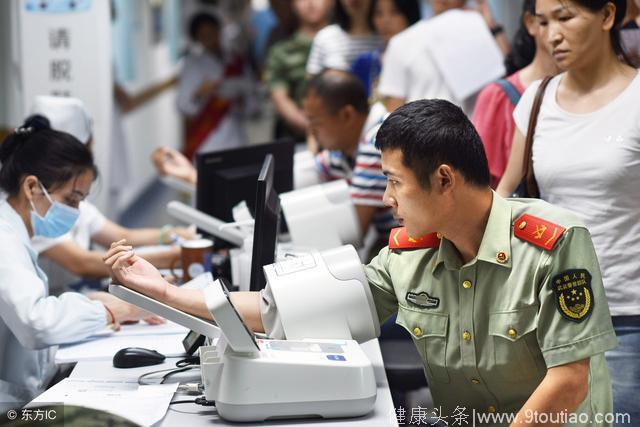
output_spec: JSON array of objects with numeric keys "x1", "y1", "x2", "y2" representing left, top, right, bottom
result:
[
  {"x1": 462, "y1": 331, "x2": 472, "y2": 341},
  {"x1": 518, "y1": 221, "x2": 527, "y2": 230},
  {"x1": 488, "y1": 405, "x2": 497, "y2": 413},
  {"x1": 471, "y1": 378, "x2": 481, "y2": 384},
  {"x1": 496, "y1": 251, "x2": 509, "y2": 263},
  {"x1": 413, "y1": 327, "x2": 423, "y2": 337},
  {"x1": 508, "y1": 328, "x2": 517, "y2": 338},
  {"x1": 436, "y1": 232, "x2": 443, "y2": 239},
  {"x1": 462, "y1": 280, "x2": 472, "y2": 289}
]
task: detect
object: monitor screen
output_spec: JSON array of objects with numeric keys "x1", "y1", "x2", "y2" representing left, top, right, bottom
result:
[
  {"x1": 249, "y1": 154, "x2": 280, "y2": 292},
  {"x1": 195, "y1": 140, "x2": 295, "y2": 226}
]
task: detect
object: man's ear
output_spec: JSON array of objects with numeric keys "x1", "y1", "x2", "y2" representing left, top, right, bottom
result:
[
  {"x1": 339, "y1": 105, "x2": 357, "y2": 123},
  {"x1": 435, "y1": 165, "x2": 456, "y2": 193}
]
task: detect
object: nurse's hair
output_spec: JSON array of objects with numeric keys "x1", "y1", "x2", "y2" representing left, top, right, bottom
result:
[
  {"x1": 0, "y1": 115, "x2": 97, "y2": 196},
  {"x1": 375, "y1": 99, "x2": 490, "y2": 190}
]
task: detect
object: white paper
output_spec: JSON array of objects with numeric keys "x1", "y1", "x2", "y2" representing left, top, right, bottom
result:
[
  {"x1": 27, "y1": 378, "x2": 178, "y2": 427},
  {"x1": 424, "y1": 9, "x2": 505, "y2": 100},
  {"x1": 114, "y1": 320, "x2": 189, "y2": 337},
  {"x1": 89, "y1": 320, "x2": 188, "y2": 339},
  {"x1": 55, "y1": 332, "x2": 187, "y2": 364}
]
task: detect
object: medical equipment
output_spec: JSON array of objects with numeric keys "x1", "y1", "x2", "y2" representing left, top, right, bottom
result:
[
  {"x1": 167, "y1": 201, "x2": 246, "y2": 247},
  {"x1": 280, "y1": 180, "x2": 361, "y2": 251},
  {"x1": 264, "y1": 245, "x2": 380, "y2": 342},
  {"x1": 110, "y1": 271, "x2": 377, "y2": 421}
]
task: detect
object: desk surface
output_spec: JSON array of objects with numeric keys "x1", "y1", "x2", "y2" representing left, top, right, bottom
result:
[{"x1": 70, "y1": 339, "x2": 398, "y2": 426}]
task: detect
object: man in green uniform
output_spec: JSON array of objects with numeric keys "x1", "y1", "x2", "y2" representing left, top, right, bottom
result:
[{"x1": 105, "y1": 99, "x2": 617, "y2": 426}]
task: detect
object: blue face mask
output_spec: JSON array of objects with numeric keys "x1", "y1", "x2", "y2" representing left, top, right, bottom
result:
[{"x1": 29, "y1": 181, "x2": 81, "y2": 238}]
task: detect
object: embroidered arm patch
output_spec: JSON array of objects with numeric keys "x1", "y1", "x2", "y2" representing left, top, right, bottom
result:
[{"x1": 550, "y1": 269, "x2": 594, "y2": 323}]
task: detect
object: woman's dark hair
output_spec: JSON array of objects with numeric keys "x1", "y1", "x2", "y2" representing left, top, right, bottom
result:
[
  {"x1": 505, "y1": 0, "x2": 536, "y2": 75},
  {"x1": 561, "y1": 0, "x2": 632, "y2": 65},
  {"x1": 0, "y1": 115, "x2": 98, "y2": 196},
  {"x1": 368, "y1": 0, "x2": 421, "y2": 31},
  {"x1": 335, "y1": 0, "x2": 376, "y2": 32},
  {"x1": 188, "y1": 12, "x2": 221, "y2": 42}
]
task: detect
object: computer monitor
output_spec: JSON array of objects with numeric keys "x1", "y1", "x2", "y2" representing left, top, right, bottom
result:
[
  {"x1": 195, "y1": 140, "x2": 295, "y2": 226},
  {"x1": 249, "y1": 154, "x2": 280, "y2": 292}
]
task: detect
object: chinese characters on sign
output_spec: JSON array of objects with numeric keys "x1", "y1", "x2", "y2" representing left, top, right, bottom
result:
[{"x1": 48, "y1": 27, "x2": 72, "y2": 96}]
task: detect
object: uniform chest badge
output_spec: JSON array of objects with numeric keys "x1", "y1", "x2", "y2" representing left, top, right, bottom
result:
[
  {"x1": 406, "y1": 291, "x2": 440, "y2": 309},
  {"x1": 551, "y1": 269, "x2": 594, "y2": 323}
]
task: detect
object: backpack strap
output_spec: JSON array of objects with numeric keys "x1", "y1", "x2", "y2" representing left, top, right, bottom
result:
[{"x1": 496, "y1": 78, "x2": 522, "y2": 106}]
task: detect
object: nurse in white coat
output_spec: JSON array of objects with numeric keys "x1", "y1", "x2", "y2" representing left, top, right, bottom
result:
[
  {"x1": 0, "y1": 116, "x2": 158, "y2": 405},
  {"x1": 28, "y1": 96, "x2": 192, "y2": 295}
]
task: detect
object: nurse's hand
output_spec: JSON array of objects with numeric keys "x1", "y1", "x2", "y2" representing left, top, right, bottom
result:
[
  {"x1": 88, "y1": 292, "x2": 165, "y2": 330},
  {"x1": 104, "y1": 240, "x2": 171, "y2": 301}
]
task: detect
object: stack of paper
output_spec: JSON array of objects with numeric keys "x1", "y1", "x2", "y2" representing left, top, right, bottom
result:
[{"x1": 28, "y1": 378, "x2": 179, "y2": 427}]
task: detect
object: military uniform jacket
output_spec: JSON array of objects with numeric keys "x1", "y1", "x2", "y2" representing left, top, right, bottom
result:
[{"x1": 366, "y1": 194, "x2": 617, "y2": 425}]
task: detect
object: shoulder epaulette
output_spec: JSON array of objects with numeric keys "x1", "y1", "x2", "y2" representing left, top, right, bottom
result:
[
  {"x1": 389, "y1": 227, "x2": 440, "y2": 250},
  {"x1": 514, "y1": 214, "x2": 566, "y2": 251}
]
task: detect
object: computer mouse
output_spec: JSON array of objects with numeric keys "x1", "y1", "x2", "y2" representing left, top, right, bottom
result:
[{"x1": 113, "y1": 347, "x2": 166, "y2": 369}]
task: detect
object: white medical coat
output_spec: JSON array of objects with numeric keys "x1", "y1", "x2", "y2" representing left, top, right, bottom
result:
[{"x1": 0, "y1": 200, "x2": 106, "y2": 403}]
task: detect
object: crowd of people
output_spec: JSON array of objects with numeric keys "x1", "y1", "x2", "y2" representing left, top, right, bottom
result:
[{"x1": 1, "y1": 0, "x2": 639, "y2": 425}]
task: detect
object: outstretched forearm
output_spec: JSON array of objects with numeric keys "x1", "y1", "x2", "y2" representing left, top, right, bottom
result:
[{"x1": 163, "y1": 286, "x2": 264, "y2": 332}]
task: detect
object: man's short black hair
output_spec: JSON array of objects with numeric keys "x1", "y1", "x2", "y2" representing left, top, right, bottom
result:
[
  {"x1": 375, "y1": 99, "x2": 490, "y2": 189},
  {"x1": 303, "y1": 70, "x2": 369, "y2": 115},
  {"x1": 188, "y1": 12, "x2": 221, "y2": 41}
]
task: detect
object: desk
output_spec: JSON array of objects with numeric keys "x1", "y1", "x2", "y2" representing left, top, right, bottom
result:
[{"x1": 70, "y1": 339, "x2": 398, "y2": 426}]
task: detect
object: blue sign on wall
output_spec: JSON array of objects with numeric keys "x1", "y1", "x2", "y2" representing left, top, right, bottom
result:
[{"x1": 25, "y1": 0, "x2": 91, "y2": 13}]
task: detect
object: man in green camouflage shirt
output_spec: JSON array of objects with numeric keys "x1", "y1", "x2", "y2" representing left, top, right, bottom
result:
[{"x1": 264, "y1": 0, "x2": 332, "y2": 140}]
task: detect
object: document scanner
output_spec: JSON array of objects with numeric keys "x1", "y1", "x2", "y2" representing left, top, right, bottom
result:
[{"x1": 109, "y1": 249, "x2": 378, "y2": 422}]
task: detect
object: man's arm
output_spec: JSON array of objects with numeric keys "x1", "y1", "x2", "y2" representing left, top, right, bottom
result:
[
  {"x1": 104, "y1": 241, "x2": 264, "y2": 332},
  {"x1": 164, "y1": 285, "x2": 264, "y2": 332},
  {"x1": 475, "y1": 0, "x2": 510, "y2": 56},
  {"x1": 511, "y1": 359, "x2": 590, "y2": 426}
]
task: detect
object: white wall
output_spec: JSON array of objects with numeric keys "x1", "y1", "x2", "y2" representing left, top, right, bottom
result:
[
  {"x1": 111, "y1": 1, "x2": 183, "y2": 217},
  {"x1": 492, "y1": 0, "x2": 525, "y2": 41},
  {"x1": 0, "y1": 1, "x2": 27, "y2": 128}
]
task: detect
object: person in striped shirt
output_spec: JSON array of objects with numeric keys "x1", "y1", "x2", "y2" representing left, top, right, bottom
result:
[{"x1": 303, "y1": 70, "x2": 396, "y2": 255}]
